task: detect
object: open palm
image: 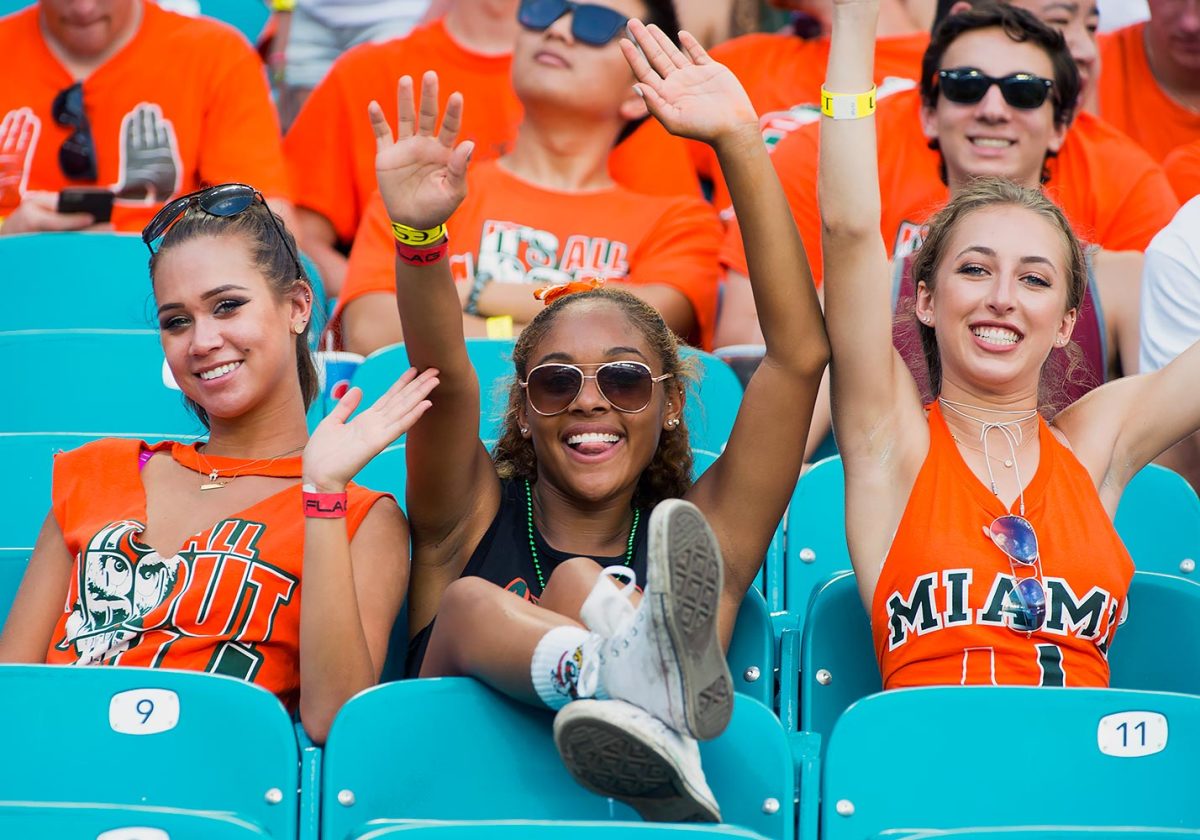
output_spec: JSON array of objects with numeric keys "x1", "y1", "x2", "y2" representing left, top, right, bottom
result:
[
  {"x1": 370, "y1": 71, "x2": 474, "y2": 231},
  {"x1": 620, "y1": 20, "x2": 758, "y2": 145}
]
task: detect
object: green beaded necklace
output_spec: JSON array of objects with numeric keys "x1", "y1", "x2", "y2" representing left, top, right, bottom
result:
[{"x1": 523, "y1": 478, "x2": 640, "y2": 591}]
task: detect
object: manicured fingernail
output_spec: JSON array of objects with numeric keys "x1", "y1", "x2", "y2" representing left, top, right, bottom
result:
[{"x1": 632, "y1": 85, "x2": 643, "y2": 98}]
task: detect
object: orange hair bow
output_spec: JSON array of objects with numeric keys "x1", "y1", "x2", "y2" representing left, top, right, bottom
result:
[{"x1": 532, "y1": 277, "x2": 605, "y2": 306}]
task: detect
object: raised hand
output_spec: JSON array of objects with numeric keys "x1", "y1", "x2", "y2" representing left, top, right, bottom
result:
[
  {"x1": 619, "y1": 20, "x2": 758, "y2": 147},
  {"x1": 369, "y1": 71, "x2": 473, "y2": 231},
  {"x1": 302, "y1": 366, "x2": 439, "y2": 492}
]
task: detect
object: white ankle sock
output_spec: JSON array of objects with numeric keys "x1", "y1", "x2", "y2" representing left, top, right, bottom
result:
[{"x1": 530, "y1": 625, "x2": 604, "y2": 710}]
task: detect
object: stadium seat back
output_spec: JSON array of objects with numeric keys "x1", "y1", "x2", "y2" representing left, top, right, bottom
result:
[
  {"x1": 0, "y1": 664, "x2": 299, "y2": 837},
  {"x1": 1109, "y1": 572, "x2": 1200, "y2": 695},
  {"x1": 1114, "y1": 464, "x2": 1200, "y2": 580},
  {"x1": 347, "y1": 820, "x2": 773, "y2": 838},
  {"x1": 0, "y1": 803, "x2": 272, "y2": 838},
  {"x1": 692, "y1": 448, "x2": 775, "y2": 599},
  {"x1": 197, "y1": 0, "x2": 270, "y2": 43},
  {"x1": 0, "y1": 548, "x2": 31, "y2": 629},
  {"x1": 682, "y1": 349, "x2": 742, "y2": 453},
  {"x1": 896, "y1": 829, "x2": 1200, "y2": 840},
  {"x1": 727, "y1": 586, "x2": 775, "y2": 707},
  {"x1": 784, "y1": 457, "x2": 851, "y2": 632},
  {"x1": 322, "y1": 678, "x2": 794, "y2": 839},
  {"x1": 822, "y1": 686, "x2": 1200, "y2": 838}
]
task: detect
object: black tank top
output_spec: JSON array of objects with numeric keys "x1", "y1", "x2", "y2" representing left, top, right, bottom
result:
[{"x1": 405, "y1": 478, "x2": 650, "y2": 676}]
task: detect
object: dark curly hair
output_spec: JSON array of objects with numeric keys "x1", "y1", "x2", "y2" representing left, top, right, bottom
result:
[
  {"x1": 148, "y1": 196, "x2": 317, "y2": 429},
  {"x1": 492, "y1": 288, "x2": 696, "y2": 509}
]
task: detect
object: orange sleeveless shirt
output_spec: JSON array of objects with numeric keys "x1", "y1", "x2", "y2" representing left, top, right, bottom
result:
[
  {"x1": 44, "y1": 439, "x2": 388, "y2": 710},
  {"x1": 872, "y1": 404, "x2": 1134, "y2": 688}
]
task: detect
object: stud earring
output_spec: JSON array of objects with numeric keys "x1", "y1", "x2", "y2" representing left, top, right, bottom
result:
[
  {"x1": 667, "y1": 418, "x2": 680, "y2": 429},
  {"x1": 293, "y1": 322, "x2": 305, "y2": 334},
  {"x1": 520, "y1": 426, "x2": 529, "y2": 436}
]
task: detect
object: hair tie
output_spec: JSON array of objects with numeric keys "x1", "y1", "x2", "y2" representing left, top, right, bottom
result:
[{"x1": 532, "y1": 277, "x2": 605, "y2": 306}]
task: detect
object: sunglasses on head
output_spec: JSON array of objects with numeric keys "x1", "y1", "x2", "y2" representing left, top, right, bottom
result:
[
  {"x1": 987, "y1": 514, "x2": 1047, "y2": 634},
  {"x1": 938, "y1": 68, "x2": 1054, "y2": 110},
  {"x1": 518, "y1": 0, "x2": 629, "y2": 46},
  {"x1": 141, "y1": 183, "x2": 302, "y2": 279},
  {"x1": 521, "y1": 361, "x2": 673, "y2": 416},
  {"x1": 52, "y1": 81, "x2": 98, "y2": 182}
]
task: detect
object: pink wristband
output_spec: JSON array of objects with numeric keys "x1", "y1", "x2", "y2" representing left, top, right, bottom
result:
[
  {"x1": 396, "y1": 239, "x2": 448, "y2": 266},
  {"x1": 303, "y1": 488, "x2": 348, "y2": 518}
]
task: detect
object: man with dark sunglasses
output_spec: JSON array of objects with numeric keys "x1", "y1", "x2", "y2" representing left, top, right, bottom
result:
[
  {"x1": 332, "y1": 0, "x2": 722, "y2": 354},
  {"x1": 283, "y1": 0, "x2": 701, "y2": 296},
  {"x1": 0, "y1": 0, "x2": 292, "y2": 237}
]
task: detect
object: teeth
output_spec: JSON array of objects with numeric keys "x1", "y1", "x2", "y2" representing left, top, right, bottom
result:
[
  {"x1": 200, "y1": 362, "x2": 241, "y2": 381},
  {"x1": 567, "y1": 432, "x2": 620, "y2": 446},
  {"x1": 972, "y1": 326, "x2": 1019, "y2": 345},
  {"x1": 972, "y1": 138, "x2": 1013, "y2": 148}
]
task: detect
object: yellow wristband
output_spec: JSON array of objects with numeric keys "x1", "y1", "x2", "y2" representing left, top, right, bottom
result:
[
  {"x1": 820, "y1": 85, "x2": 877, "y2": 120},
  {"x1": 485, "y1": 315, "x2": 514, "y2": 339},
  {"x1": 272, "y1": 0, "x2": 296, "y2": 11},
  {"x1": 391, "y1": 221, "x2": 447, "y2": 247}
]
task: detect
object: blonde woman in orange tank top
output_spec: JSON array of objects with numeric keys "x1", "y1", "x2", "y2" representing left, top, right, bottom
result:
[{"x1": 819, "y1": 0, "x2": 1196, "y2": 689}]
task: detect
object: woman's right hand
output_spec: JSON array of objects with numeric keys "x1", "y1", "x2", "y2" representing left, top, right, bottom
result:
[{"x1": 369, "y1": 71, "x2": 474, "y2": 231}]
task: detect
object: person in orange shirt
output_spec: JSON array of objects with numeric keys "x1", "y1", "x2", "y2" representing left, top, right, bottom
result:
[
  {"x1": 1164, "y1": 138, "x2": 1200, "y2": 201},
  {"x1": 0, "y1": 1, "x2": 292, "y2": 236},
  {"x1": 1096, "y1": 0, "x2": 1200, "y2": 163},
  {"x1": 694, "y1": 0, "x2": 933, "y2": 213},
  {"x1": 283, "y1": 0, "x2": 700, "y2": 296},
  {"x1": 820, "y1": 0, "x2": 1200, "y2": 690},
  {"x1": 338, "y1": 0, "x2": 721, "y2": 353},
  {"x1": 0, "y1": 184, "x2": 432, "y2": 745}
]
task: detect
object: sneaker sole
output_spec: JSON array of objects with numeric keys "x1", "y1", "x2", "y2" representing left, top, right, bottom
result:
[
  {"x1": 648, "y1": 499, "x2": 733, "y2": 741},
  {"x1": 554, "y1": 707, "x2": 721, "y2": 823}
]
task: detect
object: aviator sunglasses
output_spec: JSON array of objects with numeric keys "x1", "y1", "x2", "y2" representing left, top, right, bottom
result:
[
  {"x1": 987, "y1": 514, "x2": 1047, "y2": 634},
  {"x1": 521, "y1": 361, "x2": 673, "y2": 416},
  {"x1": 141, "y1": 183, "x2": 302, "y2": 280},
  {"x1": 518, "y1": 0, "x2": 629, "y2": 46},
  {"x1": 938, "y1": 68, "x2": 1054, "y2": 110},
  {"x1": 52, "y1": 81, "x2": 98, "y2": 181}
]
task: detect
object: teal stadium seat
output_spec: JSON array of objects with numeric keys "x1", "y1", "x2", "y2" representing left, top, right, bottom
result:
[
  {"x1": 1114, "y1": 464, "x2": 1200, "y2": 580},
  {"x1": 0, "y1": 664, "x2": 299, "y2": 838},
  {"x1": 348, "y1": 821, "x2": 772, "y2": 838},
  {"x1": 727, "y1": 586, "x2": 775, "y2": 708},
  {"x1": 0, "y1": 803, "x2": 272, "y2": 838},
  {"x1": 350, "y1": 341, "x2": 743, "y2": 454},
  {"x1": 321, "y1": 678, "x2": 795, "y2": 839},
  {"x1": 898, "y1": 829, "x2": 1200, "y2": 840},
  {"x1": 1, "y1": 329, "x2": 204, "y2": 435},
  {"x1": 0, "y1": 548, "x2": 31, "y2": 629},
  {"x1": 1108, "y1": 572, "x2": 1200, "y2": 695},
  {"x1": 821, "y1": 686, "x2": 1200, "y2": 837},
  {"x1": 197, "y1": 0, "x2": 270, "y2": 43},
  {"x1": 782, "y1": 457, "x2": 850, "y2": 633}
]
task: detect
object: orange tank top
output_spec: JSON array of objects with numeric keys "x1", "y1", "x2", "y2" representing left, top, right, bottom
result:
[
  {"x1": 44, "y1": 438, "x2": 388, "y2": 710},
  {"x1": 872, "y1": 404, "x2": 1134, "y2": 689}
]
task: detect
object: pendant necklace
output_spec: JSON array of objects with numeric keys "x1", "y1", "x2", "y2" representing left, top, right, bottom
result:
[{"x1": 195, "y1": 444, "x2": 305, "y2": 491}]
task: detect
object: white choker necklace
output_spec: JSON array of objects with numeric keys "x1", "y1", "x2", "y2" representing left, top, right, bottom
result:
[{"x1": 939, "y1": 398, "x2": 1039, "y2": 515}]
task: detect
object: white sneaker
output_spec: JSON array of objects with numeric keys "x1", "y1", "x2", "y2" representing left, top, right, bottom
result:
[
  {"x1": 554, "y1": 698, "x2": 721, "y2": 823},
  {"x1": 580, "y1": 499, "x2": 733, "y2": 741}
]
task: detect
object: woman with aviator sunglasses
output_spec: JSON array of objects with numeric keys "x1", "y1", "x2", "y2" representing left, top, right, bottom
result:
[
  {"x1": 356, "y1": 18, "x2": 826, "y2": 821},
  {"x1": 818, "y1": 0, "x2": 1200, "y2": 690},
  {"x1": 0, "y1": 183, "x2": 436, "y2": 745}
]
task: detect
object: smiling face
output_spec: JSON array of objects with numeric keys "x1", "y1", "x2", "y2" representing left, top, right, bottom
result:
[
  {"x1": 153, "y1": 234, "x2": 310, "y2": 426},
  {"x1": 512, "y1": 0, "x2": 650, "y2": 122},
  {"x1": 516, "y1": 299, "x2": 683, "y2": 504},
  {"x1": 1008, "y1": 0, "x2": 1099, "y2": 101},
  {"x1": 915, "y1": 204, "x2": 1077, "y2": 395},
  {"x1": 922, "y1": 27, "x2": 1067, "y2": 190}
]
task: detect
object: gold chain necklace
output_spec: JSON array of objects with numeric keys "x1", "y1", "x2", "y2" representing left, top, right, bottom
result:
[{"x1": 196, "y1": 444, "x2": 305, "y2": 491}]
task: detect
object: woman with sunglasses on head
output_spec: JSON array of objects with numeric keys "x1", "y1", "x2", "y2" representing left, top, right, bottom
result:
[
  {"x1": 820, "y1": 0, "x2": 1200, "y2": 690},
  {"x1": 361, "y1": 18, "x2": 826, "y2": 821},
  {"x1": 0, "y1": 185, "x2": 436, "y2": 744}
]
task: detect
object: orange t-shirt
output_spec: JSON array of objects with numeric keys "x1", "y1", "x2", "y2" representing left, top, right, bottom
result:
[
  {"x1": 338, "y1": 161, "x2": 722, "y2": 348},
  {"x1": 694, "y1": 31, "x2": 928, "y2": 213},
  {"x1": 873, "y1": 403, "x2": 1134, "y2": 689},
  {"x1": 720, "y1": 89, "x2": 1180, "y2": 284},
  {"x1": 0, "y1": 3, "x2": 291, "y2": 231},
  {"x1": 1097, "y1": 22, "x2": 1200, "y2": 164},
  {"x1": 1164, "y1": 140, "x2": 1200, "y2": 202},
  {"x1": 282, "y1": 19, "x2": 699, "y2": 245},
  {"x1": 45, "y1": 439, "x2": 387, "y2": 710}
]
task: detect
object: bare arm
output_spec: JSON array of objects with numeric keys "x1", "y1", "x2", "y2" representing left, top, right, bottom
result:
[
  {"x1": 369, "y1": 72, "x2": 501, "y2": 561},
  {"x1": 621, "y1": 22, "x2": 829, "y2": 599},
  {"x1": 297, "y1": 369, "x2": 436, "y2": 742},
  {"x1": 0, "y1": 514, "x2": 72, "y2": 662},
  {"x1": 295, "y1": 208, "x2": 348, "y2": 297},
  {"x1": 1092, "y1": 249, "x2": 1142, "y2": 379}
]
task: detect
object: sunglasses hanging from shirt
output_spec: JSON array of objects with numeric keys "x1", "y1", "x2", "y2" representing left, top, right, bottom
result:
[
  {"x1": 517, "y1": 0, "x2": 629, "y2": 46},
  {"x1": 52, "y1": 81, "x2": 98, "y2": 182},
  {"x1": 937, "y1": 68, "x2": 1054, "y2": 110}
]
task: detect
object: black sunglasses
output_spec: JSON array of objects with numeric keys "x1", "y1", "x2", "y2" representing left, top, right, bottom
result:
[
  {"x1": 52, "y1": 81, "x2": 98, "y2": 182},
  {"x1": 521, "y1": 361, "x2": 673, "y2": 416},
  {"x1": 141, "y1": 183, "x2": 302, "y2": 280},
  {"x1": 937, "y1": 68, "x2": 1054, "y2": 110},
  {"x1": 518, "y1": 0, "x2": 629, "y2": 46}
]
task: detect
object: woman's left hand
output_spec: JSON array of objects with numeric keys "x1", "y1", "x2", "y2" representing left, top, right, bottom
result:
[
  {"x1": 619, "y1": 20, "x2": 758, "y2": 147},
  {"x1": 302, "y1": 367, "x2": 439, "y2": 492}
]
